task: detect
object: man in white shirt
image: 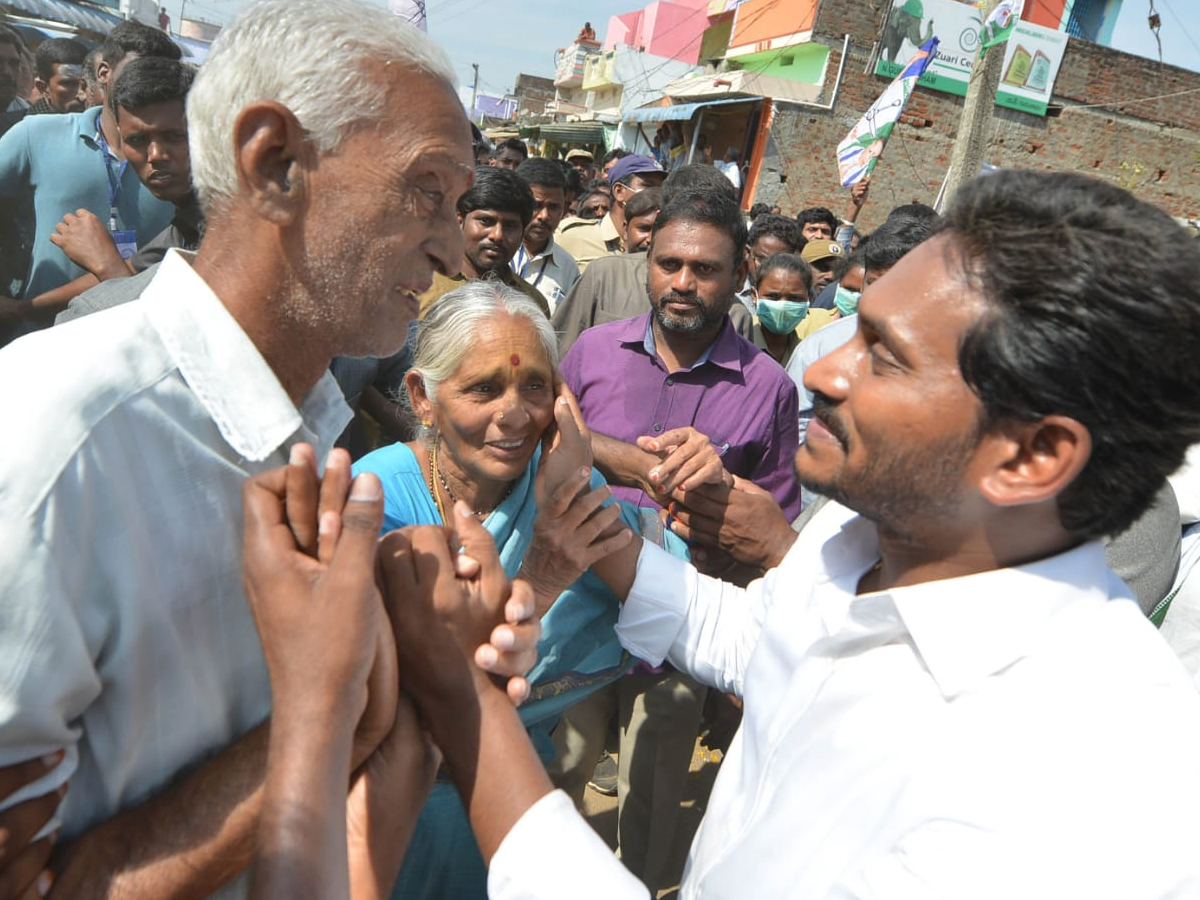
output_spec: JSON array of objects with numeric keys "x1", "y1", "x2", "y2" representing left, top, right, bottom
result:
[
  {"x1": 378, "y1": 169, "x2": 1200, "y2": 899},
  {"x1": 511, "y1": 157, "x2": 580, "y2": 314},
  {"x1": 0, "y1": 1, "x2": 535, "y2": 898}
]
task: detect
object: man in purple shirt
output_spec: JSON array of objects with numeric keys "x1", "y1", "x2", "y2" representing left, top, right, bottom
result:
[{"x1": 553, "y1": 188, "x2": 801, "y2": 894}]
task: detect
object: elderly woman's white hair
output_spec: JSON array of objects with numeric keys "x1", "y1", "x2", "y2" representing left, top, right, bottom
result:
[
  {"x1": 187, "y1": 0, "x2": 455, "y2": 214},
  {"x1": 406, "y1": 282, "x2": 558, "y2": 432}
]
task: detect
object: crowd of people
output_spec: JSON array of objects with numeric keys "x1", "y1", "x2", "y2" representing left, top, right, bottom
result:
[{"x1": 1, "y1": 1, "x2": 1200, "y2": 899}]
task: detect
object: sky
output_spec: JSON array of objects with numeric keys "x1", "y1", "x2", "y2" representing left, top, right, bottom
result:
[{"x1": 178, "y1": 0, "x2": 1200, "y2": 98}]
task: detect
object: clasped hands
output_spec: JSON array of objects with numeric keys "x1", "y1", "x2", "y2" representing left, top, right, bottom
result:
[{"x1": 241, "y1": 444, "x2": 541, "y2": 772}]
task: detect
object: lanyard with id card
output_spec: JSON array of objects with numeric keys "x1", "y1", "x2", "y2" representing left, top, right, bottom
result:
[{"x1": 95, "y1": 114, "x2": 137, "y2": 259}]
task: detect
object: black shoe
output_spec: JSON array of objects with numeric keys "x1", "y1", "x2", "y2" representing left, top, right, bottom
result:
[{"x1": 587, "y1": 752, "x2": 618, "y2": 796}]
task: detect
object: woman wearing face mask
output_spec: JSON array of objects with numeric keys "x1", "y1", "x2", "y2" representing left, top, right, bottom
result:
[
  {"x1": 750, "y1": 252, "x2": 813, "y2": 367},
  {"x1": 793, "y1": 247, "x2": 868, "y2": 341}
]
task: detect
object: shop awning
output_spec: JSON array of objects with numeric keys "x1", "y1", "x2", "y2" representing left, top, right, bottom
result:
[
  {"x1": 622, "y1": 97, "x2": 760, "y2": 123},
  {"x1": 1, "y1": 0, "x2": 122, "y2": 34},
  {"x1": 520, "y1": 122, "x2": 608, "y2": 144}
]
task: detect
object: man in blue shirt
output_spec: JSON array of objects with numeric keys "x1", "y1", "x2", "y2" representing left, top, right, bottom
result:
[{"x1": 0, "y1": 20, "x2": 179, "y2": 342}]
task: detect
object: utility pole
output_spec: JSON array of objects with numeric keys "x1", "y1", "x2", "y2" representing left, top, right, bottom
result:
[
  {"x1": 470, "y1": 63, "x2": 480, "y2": 125},
  {"x1": 943, "y1": 0, "x2": 1004, "y2": 207}
]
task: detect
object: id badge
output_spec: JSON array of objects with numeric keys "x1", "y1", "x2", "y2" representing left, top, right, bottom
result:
[{"x1": 111, "y1": 229, "x2": 137, "y2": 260}]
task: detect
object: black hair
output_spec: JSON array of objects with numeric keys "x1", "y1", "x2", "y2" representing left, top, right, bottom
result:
[
  {"x1": 586, "y1": 177, "x2": 612, "y2": 195},
  {"x1": 110, "y1": 56, "x2": 194, "y2": 120},
  {"x1": 559, "y1": 161, "x2": 584, "y2": 197},
  {"x1": 862, "y1": 211, "x2": 938, "y2": 275},
  {"x1": 940, "y1": 169, "x2": 1200, "y2": 539},
  {"x1": 457, "y1": 165, "x2": 534, "y2": 226},
  {"x1": 661, "y1": 163, "x2": 737, "y2": 203},
  {"x1": 34, "y1": 37, "x2": 87, "y2": 81},
  {"x1": 490, "y1": 137, "x2": 528, "y2": 160},
  {"x1": 0, "y1": 25, "x2": 26, "y2": 56},
  {"x1": 747, "y1": 214, "x2": 802, "y2": 253},
  {"x1": 624, "y1": 186, "x2": 661, "y2": 222},
  {"x1": 515, "y1": 157, "x2": 566, "y2": 191},
  {"x1": 797, "y1": 206, "x2": 838, "y2": 233},
  {"x1": 651, "y1": 189, "x2": 747, "y2": 267},
  {"x1": 602, "y1": 148, "x2": 630, "y2": 166},
  {"x1": 753, "y1": 252, "x2": 811, "y2": 292},
  {"x1": 886, "y1": 202, "x2": 939, "y2": 226},
  {"x1": 832, "y1": 245, "x2": 867, "y2": 281},
  {"x1": 749, "y1": 202, "x2": 772, "y2": 221},
  {"x1": 574, "y1": 187, "x2": 610, "y2": 216},
  {"x1": 99, "y1": 20, "x2": 181, "y2": 68}
]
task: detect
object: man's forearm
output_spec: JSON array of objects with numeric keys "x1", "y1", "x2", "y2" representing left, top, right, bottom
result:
[
  {"x1": 49, "y1": 724, "x2": 267, "y2": 900},
  {"x1": 253, "y1": 708, "x2": 355, "y2": 900},
  {"x1": 591, "y1": 432, "x2": 655, "y2": 493},
  {"x1": 28, "y1": 274, "x2": 100, "y2": 313},
  {"x1": 424, "y1": 682, "x2": 554, "y2": 864}
]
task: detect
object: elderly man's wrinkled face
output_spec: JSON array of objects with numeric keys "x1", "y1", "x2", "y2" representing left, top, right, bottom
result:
[{"x1": 294, "y1": 69, "x2": 474, "y2": 358}]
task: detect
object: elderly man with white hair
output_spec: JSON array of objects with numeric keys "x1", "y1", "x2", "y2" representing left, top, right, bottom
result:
[{"x1": 0, "y1": 2, "x2": 537, "y2": 898}]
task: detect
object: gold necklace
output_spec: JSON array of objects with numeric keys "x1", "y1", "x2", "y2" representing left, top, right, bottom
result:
[{"x1": 427, "y1": 440, "x2": 513, "y2": 522}]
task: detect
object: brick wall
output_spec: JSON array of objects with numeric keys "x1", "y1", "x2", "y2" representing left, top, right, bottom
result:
[{"x1": 753, "y1": 0, "x2": 1200, "y2": 226}]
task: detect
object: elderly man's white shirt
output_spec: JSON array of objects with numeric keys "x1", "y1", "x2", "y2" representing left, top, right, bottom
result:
[
  {"x1": 491, "y1": 501, "x2": 1200, "y2": 900},
  {"x1": 0, "y1": 250, "x2": 351, "y2": 847}
]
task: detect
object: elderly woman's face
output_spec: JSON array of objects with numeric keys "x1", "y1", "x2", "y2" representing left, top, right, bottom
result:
[{"x1": 427, "y1": 313, "x2": 556, "y2": 486}]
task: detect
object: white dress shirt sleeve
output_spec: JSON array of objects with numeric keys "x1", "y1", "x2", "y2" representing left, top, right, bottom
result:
[
  {"x1": 615, "y1": 541, "x2": 774, "y2": 697},
  {"x1": 487, "y1": 790, "x2": 650, "y2": 900}
]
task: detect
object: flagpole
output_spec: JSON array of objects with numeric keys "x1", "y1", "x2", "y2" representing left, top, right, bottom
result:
[{"x1": 942, "y1": 0, "x2": 1004, "y2": 206}]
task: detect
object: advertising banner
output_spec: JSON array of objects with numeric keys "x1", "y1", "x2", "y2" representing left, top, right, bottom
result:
[
  {"x1": 875, "y1": 0, "x2": 1067, "y2": 116},
  {"x1": 995, "y1": 20, "x2": 1068, "y2": 115}
]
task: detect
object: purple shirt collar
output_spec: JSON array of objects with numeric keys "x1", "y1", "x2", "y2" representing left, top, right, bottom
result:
[{"x1": 615, "y1": 311, "x2": 744, "y2": 375}]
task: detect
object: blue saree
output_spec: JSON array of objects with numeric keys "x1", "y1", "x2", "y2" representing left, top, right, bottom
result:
[{"x1": 352, "y1": 442, "x2": 686, "y2": 899}]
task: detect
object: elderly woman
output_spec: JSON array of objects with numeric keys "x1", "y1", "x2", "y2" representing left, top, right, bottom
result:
[{"x1": 353, "y1": 281, "x2": 686, "y2": 899}]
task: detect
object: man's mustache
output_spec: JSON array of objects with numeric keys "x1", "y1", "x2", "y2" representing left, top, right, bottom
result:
[{"x1": 811, "y1": 393, "x2": 849, "y2": 445}]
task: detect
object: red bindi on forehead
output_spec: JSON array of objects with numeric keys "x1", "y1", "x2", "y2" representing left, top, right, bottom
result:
[{"x1": 510, "y1": 354, "x2": 520, "y2": 367}]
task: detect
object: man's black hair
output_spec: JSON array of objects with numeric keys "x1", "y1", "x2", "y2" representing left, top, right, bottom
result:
[
  {"x1": 862, "y1": 212, "x2": 938, "y2": 275},
  {"x1": 601, "y1": 148, "x2": 630, "y2": 166},
  {"x1": 753, "y1": 251, "x2": 811, "y2": 292},
  {"x1": 747, "y1": 214, "x2": 802, "y2": 253},
  {"x1": 940, "y1": 169, "x2": 1200, "y2": 539},
  {"x1": 34, "y1": 37, "x2": 87, "y2": 81},
  {"x1": 558, "y1": 161, "x2": 584, "y2": 197},
  {"x1": 110, "y1": 56, "x2": 194, "y2": 120},
  {"x1": 0, "y1": 25, "x2": 27, "y2": 55},
  {"x1": 886, "y1": 202, "x2": 939, "y2": 226},
  {"x1": 624, "y1": 186, "x2": 661, "y2": 222},
  {"x1": 832, "y1": 245, "x2": 867, "y2": 281},
  {"x1": 457, "y1": 165, "x2": 534, "y2": 227},
  {"x1": 661, "y1": 163, "x2": 737, "y2": 203},
  {"x1": 797, "y1": 206, "x2": 838, "y2": 234},
  {"x1": 651, "y1": 189, "x2": 747, "y2": 267},
  {"x1": 490, "y1": 137, "x2": 528, "y2": 160},
  {"x1": 99, "y1": 20, "x2": 181, "y2": 68},
  {"x1": 574, "y1": 186, "x2": 609, "y2": 216},
  {"x1": 515, "y1": 157, "x2": 565, "y2": 191},
  {"x1": 749, "y1": 202, "x2": 772, "y2": 221}
]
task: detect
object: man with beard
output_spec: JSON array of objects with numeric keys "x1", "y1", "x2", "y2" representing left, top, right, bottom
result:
[
  {"x1": 553, "y1": 188, "x2": 800, "y2": 895},
  {"x1": 418, "y1": 164, "x2": 550, "y2": 317},
  {"x1": 511, "y1": 156, "x2": 580, "y2": 314},
  {"x1": 380, "y1": 169, "x2": 1200, "y2": 900}
]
